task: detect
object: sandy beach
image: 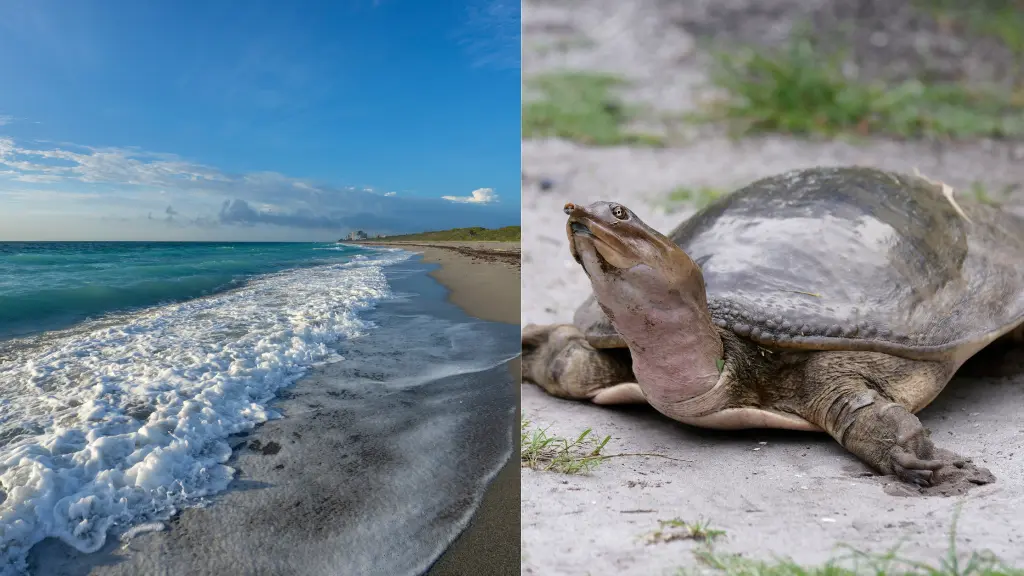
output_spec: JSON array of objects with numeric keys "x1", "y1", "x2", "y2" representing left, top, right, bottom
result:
[
  {"x1": 359, "y1": 241, "x2": 520, "y2": 326},
  {"x1": 28, "y1": 243, "x2": 521, "y2": 576},
  {"x1": 363, "y1": 241, "x2": 522, "y2": 576}
]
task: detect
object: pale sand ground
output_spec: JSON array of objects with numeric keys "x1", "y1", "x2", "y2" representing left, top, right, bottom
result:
[
  {"x1": 352, "y1": 241, "x2": 519, "y2": 326},
  {"x1": 29, "y1": 243, "x2": 521, "y2": 576},
  {"x1": 521, "y1": 1, "x2": 1024, "y2": 574},
  {"x1": 423, "y1": 244, "x2": 520, "y2": 327},
  {"x1": 368, "y1": 241, "x2": 522, "y2": 576}
]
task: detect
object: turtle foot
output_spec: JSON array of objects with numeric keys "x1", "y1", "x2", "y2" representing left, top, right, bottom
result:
[
  {"x1": 837, "y1": 400, "x2": 995, "y2": 495},
  {"x1": 878, "y1": 405, "x2": 995, "y2": 495},
  {"x1": 522, "y1": 323, "x2": 635, "y2": 401},
  {"x1": 885, "y1": 448, "x2": 995, "y2": 497}
]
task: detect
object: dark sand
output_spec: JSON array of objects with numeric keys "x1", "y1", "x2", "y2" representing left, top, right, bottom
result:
[
  {"x1": 365, "y1": 241, "x2": 521, "y2": 576},
  {"x1": 28, "y1": 243, "x2": 521, "y2": 576}
]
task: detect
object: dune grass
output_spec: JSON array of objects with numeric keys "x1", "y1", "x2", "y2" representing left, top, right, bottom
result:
[{"x1": 356, "y1": 226, "x2": 520, "y2": 242}]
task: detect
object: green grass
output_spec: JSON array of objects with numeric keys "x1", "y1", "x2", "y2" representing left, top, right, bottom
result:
[
  {"x1": 665, "y1": 185, "x2": 729, "y2": 210},
  {"x1": 520, "y1": 416, "x2": 611, "y2": 474},
  {"x1": 680, "y1": 507, "x2": 1021, "y2": 576},
  {"x1": 970, "y1": 182, "x2": 1000, "y2": 206},
  {"x1": 691, "y1": 548, "x2": 1021, "y2": 576},
  {"x1": 520, "y1": 415, "x2": 691, "y2": 474},
  {"x1": 522, "y1": 72, "x2": 664, "y2": 146},
  {"x1": 647, "y1": 518, "x2": 726, "y2": 545},
  {"x1": 702, "y1": 35, "x2": 1024, "y2": 139},
  {"x1": 352, "y1": 225, "x2": 520, "y2": 242}
]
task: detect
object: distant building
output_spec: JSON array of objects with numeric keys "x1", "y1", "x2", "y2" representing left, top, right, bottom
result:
[{"x1": 346, "y1": 230, "x2": 369, "y2": 240}]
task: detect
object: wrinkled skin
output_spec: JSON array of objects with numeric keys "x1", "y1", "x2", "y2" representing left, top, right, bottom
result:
[{"x1": 522, "y1": 168, "x2": 1023, "y2": 492}]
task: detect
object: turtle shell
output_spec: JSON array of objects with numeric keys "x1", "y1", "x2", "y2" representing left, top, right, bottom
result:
[{"x1": 654, "y1": 166, "x2": 1024, "y2": 360}]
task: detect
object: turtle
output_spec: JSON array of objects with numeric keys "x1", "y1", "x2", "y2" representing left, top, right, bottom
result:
[{"x1": 522, "y1": 166, "x2": 1024, "y2": 491}]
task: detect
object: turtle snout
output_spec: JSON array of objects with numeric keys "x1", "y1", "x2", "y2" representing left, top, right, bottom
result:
[
  {"x1": 564, "y1": 202, "x2": 592, "y2": 227},
  {"x1": 565, "y1": 202, "x2": 597, "y2": 238}
]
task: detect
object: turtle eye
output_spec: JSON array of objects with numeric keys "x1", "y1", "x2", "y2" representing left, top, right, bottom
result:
[{"x1": 611, "y1": 205, "x2": 628, "y2": 220}]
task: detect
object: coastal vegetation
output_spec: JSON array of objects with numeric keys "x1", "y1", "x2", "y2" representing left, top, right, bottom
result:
[{"x1": 348, "y1": 225, "x2": 521, "y2": 242}]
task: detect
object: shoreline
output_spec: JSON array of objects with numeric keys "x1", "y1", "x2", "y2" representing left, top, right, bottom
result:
[
  {"x1": 364, "y1": 241, "x2": 521, "y2": 576},
  {"x1": 27, "y1": 245, "x2": 521, "y2": 576},
  {"x1": 358, "y1": 241, "x2": 520, "y2": 326}
]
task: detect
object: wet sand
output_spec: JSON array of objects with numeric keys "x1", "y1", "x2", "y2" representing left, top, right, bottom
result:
[
  {"x1": 366, "y1": 241, "x2": 522, "y2": 576},
  {"x1": 28, "y1": 243, "x2": 521, "y2": 576}
]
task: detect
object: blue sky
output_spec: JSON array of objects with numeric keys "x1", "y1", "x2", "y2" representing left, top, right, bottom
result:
[{"x1": 0, "y1": 0, "x2": 521, "y2": 241}]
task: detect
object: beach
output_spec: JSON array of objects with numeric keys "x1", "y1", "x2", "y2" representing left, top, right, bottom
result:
[
  {"x1": 360, "y1": 241, "x2": 522, "y2": 576},
  {"x1": 24, "y1": 242, "x2": 521, "y2": 576},
  {"x1": 356, "y1": 241, "x2": 520, "y2": 326}
]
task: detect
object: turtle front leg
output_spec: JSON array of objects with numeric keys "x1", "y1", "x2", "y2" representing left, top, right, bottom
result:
[
  {"x1": 522, "y1": 324, "x2": 646, "y2": 405},
  {"x1": 794, "y1": 353, "x2": 995, "y2": 489}
]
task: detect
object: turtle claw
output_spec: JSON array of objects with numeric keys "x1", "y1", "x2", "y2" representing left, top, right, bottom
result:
[
  {"x1": 889, "y1": 446, "x2": 995, "y2": 493},
  {"x1": 885, "y1": 413, "x2": 993, "y2": 490},
  {"x1": 897, "y1": 468, "x2": 932, "y2": 487},
  {"x1": 891, "y1": 450, "x2": 943, "y2": 486},
  {"x1": 877, "y1": 404, "x2": 944, "y2": 485}
]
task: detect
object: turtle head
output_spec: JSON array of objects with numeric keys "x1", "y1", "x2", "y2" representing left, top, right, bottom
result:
[
  {"x1": 563, "y1": 201, "x2": 707, "y2": 305},
  {"x1": 563, "y1": 201, "x2": 723, "y2": 411}
]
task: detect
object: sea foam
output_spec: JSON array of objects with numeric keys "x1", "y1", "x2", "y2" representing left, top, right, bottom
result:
[{"x1": 0, "y1": 249, "x2": 410, "y2": 574}]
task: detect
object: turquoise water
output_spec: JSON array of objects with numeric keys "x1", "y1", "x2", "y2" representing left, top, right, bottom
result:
[{"x1": 0, "y1": 241, "x2": 367, "y2": 340}]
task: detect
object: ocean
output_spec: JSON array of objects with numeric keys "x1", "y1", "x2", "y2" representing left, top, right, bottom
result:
[
  {"x1": 0, "y1": 242, "x2": 519, "y2": 575},
  {"x1": 0, "y1": 242, "x2": 379, "y2": 340}
]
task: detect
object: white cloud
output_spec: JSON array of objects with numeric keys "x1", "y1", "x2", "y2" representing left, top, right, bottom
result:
[
  {"x1": 12, "y1": 173, "x2": 64, "y2": 183},
  {"x1": 0, "y1": 115, "x2": 13, "y2": 126},
  {"x1": 442, "y1": 187, "x2": 498, "y2": 204},
  {"x1": 0, "y1": 189, "x2": 106, "y2": 207},
  {"x1": 0, "y1": 137, "x2": 515, "y2": 238}
]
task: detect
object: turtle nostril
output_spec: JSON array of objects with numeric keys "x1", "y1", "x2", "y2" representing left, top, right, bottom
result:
[{"x1": 563, "y1": 202, "x2": 576, "y2": 215}]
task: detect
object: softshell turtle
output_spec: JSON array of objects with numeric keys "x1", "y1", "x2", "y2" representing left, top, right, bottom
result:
[{"x1": 523, "y1": 166, "x2": 1024, "y2": 491}]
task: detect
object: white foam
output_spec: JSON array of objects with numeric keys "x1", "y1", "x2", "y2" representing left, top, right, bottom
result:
[{"x1": 0, "y1": 249, "x2": 412, "y2": 574}]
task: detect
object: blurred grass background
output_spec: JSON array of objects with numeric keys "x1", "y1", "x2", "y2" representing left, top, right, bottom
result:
[{"x1": 523, "y1": 0, "x2": 1024, "y2": 145}]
